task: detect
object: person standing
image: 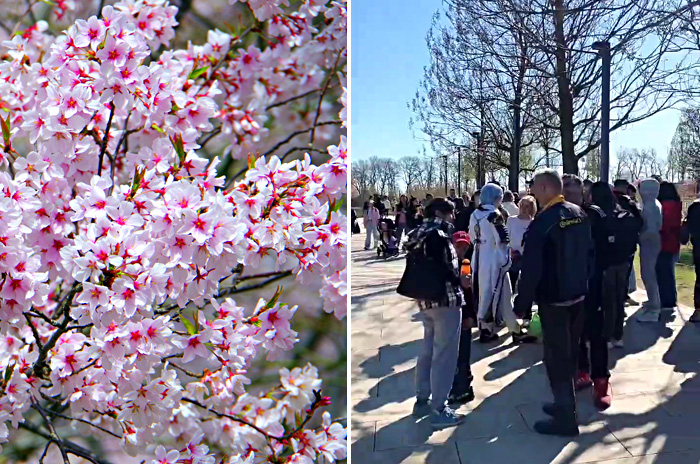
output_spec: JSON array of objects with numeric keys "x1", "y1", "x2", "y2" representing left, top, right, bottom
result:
[
  {"x1": 351, "y1": 208, "x2": 360, "y2": 235},
  {"x1": 448, "y1": 188, "x2": 458, "y2": 202},
  {"x1": 469, "y1": 184, "x2": 536, "y2": 344},
  {"x1": 656, "y1": 181, "x2": 682, "y2": 311},
  {"x1": 363, "y1": 201, "x2": 380, "y2": 250},
  {"x1": 563, "y1": 176, "x2": 614, "y2": 409},
  {"x1": 686, "y1": 192, "x2": 700, "y2": 322},
  {"x1": 502, "y1": 190, "x2": 519, "y2": 217},
  {"x1": 637, "y1": 179, "x2": 663, "y2": 322},
  {"x1": 507, "y1": 195, "x2": 537, "y2": 295},
  {"x1": 405, "y1": 198, "x2": 466, "y2": 429},
  {"x1": 613, "y1": 179, "x2": 643, "y2": 304},
  {"x1": 514, "y1": 169, "x2": 593, "y2": 436},
  {"x1": 449, "y1": 231, "x2": 476, "y2": 405},
  {"x1": 395, "y1": 205, "x2": 408, "y2": 244}
]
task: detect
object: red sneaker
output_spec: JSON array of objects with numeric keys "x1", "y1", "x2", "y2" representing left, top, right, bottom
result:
[
  {"x1": 574, "y1": 372, "x2": 592, "y2": 391},
  {"x1": 593, "y1": 378, "x2": 612, "y2": 410}
]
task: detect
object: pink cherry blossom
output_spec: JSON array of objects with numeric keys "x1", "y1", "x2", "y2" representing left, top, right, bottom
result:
[{"x1": 0, "y1": 0, "x2": 347, "y2": 461}]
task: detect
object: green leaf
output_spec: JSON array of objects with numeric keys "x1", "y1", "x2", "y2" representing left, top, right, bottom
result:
[
  {"x1": 181, "y1": 314, "x2": 197, "y2": 335},
  {"x1": 266, "y1": 286, "x2": 284, "y2": 309},
  {"x1": 170, "y1": 134, "x2": 186, "y2": 164},
  {"x1": 0, "y1": 115, "x2": 9, "y2": 146},
  {"x1": 4, "y1": 363, "x2": 14, "y2": 383},
  {"x1": 188, "y1": 66, "x2": 210, "y2": 80}
]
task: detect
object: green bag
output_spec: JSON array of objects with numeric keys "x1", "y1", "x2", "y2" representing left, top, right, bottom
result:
[{"x1": 528, "y1": 312, "x2": 542, "y2": 339}]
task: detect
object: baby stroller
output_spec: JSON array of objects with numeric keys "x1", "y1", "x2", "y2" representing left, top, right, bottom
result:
[{"x1": 377, "y1": 218, "x2": 400, "y2": 258}]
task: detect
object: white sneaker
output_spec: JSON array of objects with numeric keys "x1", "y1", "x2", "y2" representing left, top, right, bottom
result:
[
  {"x1": 610, "y1": 339, "x2": 624, "y2": 348},
  {"x1": 637, "y1": 308, "x2": 660, "y2": 322}
]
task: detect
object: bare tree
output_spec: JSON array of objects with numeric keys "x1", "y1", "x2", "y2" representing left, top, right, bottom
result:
[
  {"x1": 351, "y1": 159, "x2": 372, "y2": 199},
  {"x1": 495, "y1": 0, "x2": 700, "y2": 173},
  {"x1": 411, "y1": 2, "x2": 552, "y2": 190},
  {"x1": 669, "y1": 107, "x2": 700, "y2": 180},
  {"x1": 398, "y1": 156, "x2": 423, "y2": 194}
]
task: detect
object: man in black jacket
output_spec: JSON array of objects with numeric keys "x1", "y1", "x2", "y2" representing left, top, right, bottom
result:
[
  {"x1": 613, "y1": 179, "x2": 643, "y2": 308},
  {"x1": 514, "y1": 169, "x2": 593, "y2": 436},
  {"x1": 687, "y1": 195, "x2": 700, "y2": 322}
]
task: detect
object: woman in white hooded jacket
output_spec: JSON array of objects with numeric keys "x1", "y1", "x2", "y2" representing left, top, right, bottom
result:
[{"x1": 469, "y1": 184, "x2": 536, "y2": 344}]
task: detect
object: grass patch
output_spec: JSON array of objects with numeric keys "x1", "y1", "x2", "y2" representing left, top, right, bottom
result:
[{"x1": 633, "y1": 245, "x2": 696, "y2": 308}]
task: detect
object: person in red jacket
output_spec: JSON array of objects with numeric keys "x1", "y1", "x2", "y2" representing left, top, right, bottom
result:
[{"x1": 656, "y1": 181, "x2": 682, "y2": 310}]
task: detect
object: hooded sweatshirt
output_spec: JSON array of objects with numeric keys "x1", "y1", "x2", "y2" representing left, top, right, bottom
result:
[{"x1": 639, "y1": 179, "x2": 662, "y2": 244}]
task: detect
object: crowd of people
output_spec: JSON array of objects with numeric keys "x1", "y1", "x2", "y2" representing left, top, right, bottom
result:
[{"x1": 355, "y1": 172, "x2": 700, "y2": 434}]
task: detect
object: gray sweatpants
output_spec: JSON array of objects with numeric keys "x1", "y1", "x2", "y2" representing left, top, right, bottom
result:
[
  {"x1": 639, "y1": 237, "x2": 661, "y2": 310},
  {"x1": 415, "y1": 306, "x2": 462, "y2": 411}
]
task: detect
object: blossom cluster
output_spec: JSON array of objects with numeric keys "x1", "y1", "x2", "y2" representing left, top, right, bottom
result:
[{"x1": 0, "y1": 0, "x2": 347, "y2": 462}]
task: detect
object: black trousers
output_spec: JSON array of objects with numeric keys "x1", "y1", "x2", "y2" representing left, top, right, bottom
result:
[
  {"x1": 451, "y1": 328, "x2": 473, "y2": 395},
  {"x1": 609, "y1": 263, "x2": 632, "y2": 341},
  {"x1": 539, "y1": 301, "x2": 585, "y2": 412},
  {"x1": 578, "y1": 305, "x2": 609, "y2": 379},
  {"x1": 694, "y1": 249, "x2": 700, "y2": 309}
]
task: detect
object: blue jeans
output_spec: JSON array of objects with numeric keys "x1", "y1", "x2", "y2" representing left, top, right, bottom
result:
[{"x1": 656, "y1": 251, "x2": 677, "y2": 308}]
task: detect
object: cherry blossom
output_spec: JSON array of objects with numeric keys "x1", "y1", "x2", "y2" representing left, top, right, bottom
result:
[{"x1": 0, "y1": 0, "x2": 347, "y2": 461}]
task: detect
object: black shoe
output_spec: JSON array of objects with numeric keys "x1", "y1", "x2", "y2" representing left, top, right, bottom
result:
[
  {"x1": 479, "y1": 330, "x2": 499, "y2": 343},
  {"x1": 512, "y1": 331, "x2": 537, "y2": 344},
  {"x1": 542, "y1": 402, "x2": 557, "y2": 417},
  {"x1": 448, "y1": 387, "x2": 475, "y2": 405},
  {"x1": 534, "y1": 417, "x2": 579, "y2": 436}
]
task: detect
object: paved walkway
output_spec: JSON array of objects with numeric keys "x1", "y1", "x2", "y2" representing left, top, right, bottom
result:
[{"x1": 350, "y1": 231, "x2": 700, "y2": 464}]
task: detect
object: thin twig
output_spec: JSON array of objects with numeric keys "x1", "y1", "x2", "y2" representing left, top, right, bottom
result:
[
  {"x1": 182, "y1": 397, "x2": 274, "y2": 438},
  {"x1": 265, "y1": 85, "x2": 339, "y2": 111},
  {"x1": 97, "y1": 102, "x2": 115, "y2": 176},
  {"x1": 169, "y1": 362, "x2": 204, "y2": 378},
  {"x1": 45, "y1": 409, "x2": 122, "y2": 439},
  {"x1": 31, "y1": 398, "x2": 70, "y2": 464},
  {"x1": 310, "y1": 49, "x2": 345, "y2": 144},
  {"x1": 24, "y1": 313, "x2": 43, "y2": 351},
  {"x1": 28, "y1": 282, "x2": 81, "y2": 379},
  {"x1": 107, "y1": 113, "x2": 131, "y2": 196},
  {"x1": 19, "y1": 421, "x2": 114, "y2": 464},
  {"x1": 226, "y1": 121, "x2": 342, "y2": 185},
  {"x1": 39, "y1": 440, "x2": 52, "y2": 464},
  {"x1": 281, "y1": 146, "x2": 325, "y2": 162}
]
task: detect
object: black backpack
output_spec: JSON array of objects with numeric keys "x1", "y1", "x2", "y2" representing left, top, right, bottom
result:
[
  {"x1": 604, "y1": 207, "x2": 642, "y2": 265},
  {"x1": 397, "y1": 230, "x2": 446, "y2": 302}
]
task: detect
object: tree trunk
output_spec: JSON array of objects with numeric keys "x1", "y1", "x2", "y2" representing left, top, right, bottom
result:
[{"x1": 553, "y1": 0, "x2": 578, "y2": 174}]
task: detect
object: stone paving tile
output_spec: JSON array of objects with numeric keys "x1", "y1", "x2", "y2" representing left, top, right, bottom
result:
[
  {"x1": 351, "y1": 444, "x2": 462, "y2": 464},
  {"x1": 374, "y1": 406, "x2": 529, "y2": 451},
  {"x1": 593, "y1": 452, "x2": 700, "y2": 464},
  {"x1": 350, "y1": 232, "x2": 700, "y2": 463},
  {"x1": 457, "y1": 422, "x2": 631, "y2": 464}
]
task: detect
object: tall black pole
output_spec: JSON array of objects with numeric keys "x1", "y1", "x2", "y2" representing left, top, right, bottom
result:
[
  {"x1": 443, "y1": 155, "x2": 448, "y2": 195},
  {"x1": 457, "y1": 147, "x2": 462, "y2": 196},
  {"x1": 593, "y1": 41, "x2": 611, "y2": 183},
  {"x1": 509, "y1": 101, "x2": 521, "y2": 192}
]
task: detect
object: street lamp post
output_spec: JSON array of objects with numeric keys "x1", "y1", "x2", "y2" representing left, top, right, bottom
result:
[
  {"x1": 471, "y1": 131, "x2": 485, "y2": 188},
  {"x1": 593, "y1": 40, "x2": 611, "y2": 183},
  {"x1": 509, "y1": 101, "x2": 521, "y2": 192},
  {"x1": 443, "y1": 154, "x2": 448, "y2": 196},
  {"x1": 456, "y1": 147, "x2": 462, "y2": 196}
]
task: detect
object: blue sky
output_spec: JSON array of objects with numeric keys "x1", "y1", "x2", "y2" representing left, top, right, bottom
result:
[{"x1": 350, "y1": 0, "x2": 680, "y2": 164}]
